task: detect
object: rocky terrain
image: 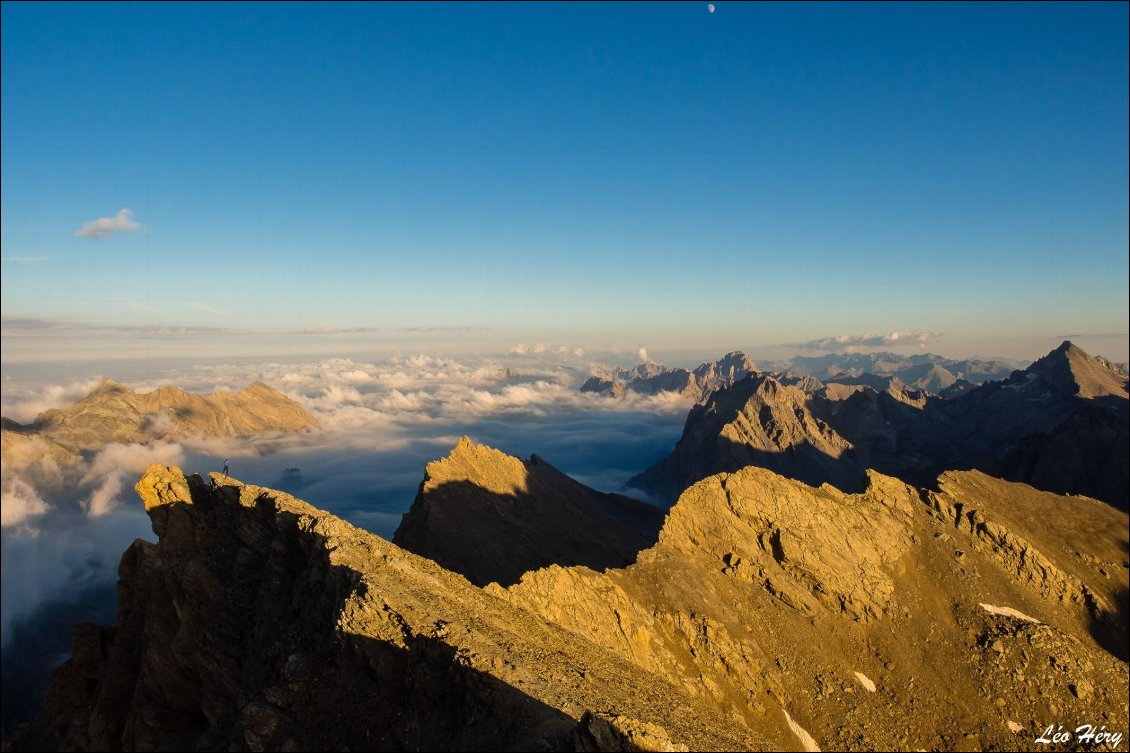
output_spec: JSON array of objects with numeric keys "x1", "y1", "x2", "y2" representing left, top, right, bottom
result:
[
  {"x1": 5, "y1": 466, "x2": 766, "y2": 752},
  {"x1": 488, "y1": 466, "x2": 1129, "y2": 751},
  {"x1": 11, "y1": 444, "x2": 1127, "y2": 751},
  {"x1": 630, "y1": 342, "x2": 1129, "y2": 509},
  {"x1": 393, "y1": 438, "x2": 663, "y2": 586},
  {"x1": 4, "y1": 344, "x2": 1127, "y2": 751}
]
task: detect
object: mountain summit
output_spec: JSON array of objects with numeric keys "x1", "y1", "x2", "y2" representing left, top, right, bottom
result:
[
  {"x1": 630, "y1": 342, "x2": 1129, "y2": 509},
  {"x1": 393, "y1": 437, "x2": 663, "y2": 587}
]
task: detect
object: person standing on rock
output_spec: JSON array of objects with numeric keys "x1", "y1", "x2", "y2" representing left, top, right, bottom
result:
[{"x1": 222, "y1": 459, "x2": 229, "y2": 477}]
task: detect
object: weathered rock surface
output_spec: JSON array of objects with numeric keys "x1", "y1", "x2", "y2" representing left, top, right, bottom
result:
[
  {"x1": 629, "y1": 373, "x2": 866, "y2": 501},
  {"x1": 393, "y1": 438, "x2": 663, "y2": 586},
  {"x1": 6, "y1": 465, "x2": 765, "y2": 752},
  {"x1": 490, "y1": 466, "x2": 1129, "y2": 751}
]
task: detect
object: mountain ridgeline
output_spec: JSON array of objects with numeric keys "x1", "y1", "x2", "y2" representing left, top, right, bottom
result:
[
  {"x1": 628, "y1": 342, "x2": 1129, "y2": 510},
  {"x1": 580, "y1": 349, "x2": 1021, "y2": 403},
  {"x1": 1, "y1": 379, "x2": 317, "y2": 489},
  {"x1": 5, "y1": 342, "x2": 1129, "y2": 751},
  {"x1": 10, "y1": 451, "x2": 1128, "y2": 751}
]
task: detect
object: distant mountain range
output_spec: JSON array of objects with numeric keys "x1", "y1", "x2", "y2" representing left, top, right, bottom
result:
[
  {"x1": 628, "y1": 341, "x2": 1129, "y2": 510},
  {"x1": 1, "y1": 379, "x2": 317, "y2": 487},
  {"x1": 4, "y1": 345, "x2": 1128, "y2": 751},
  {"x1": 581, "y1": 350, "x2": 1025, "y2": 402}
]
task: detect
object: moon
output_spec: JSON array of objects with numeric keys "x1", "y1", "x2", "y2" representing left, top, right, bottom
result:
[{"x1": 708, "y1": 3, "x2": 715, "y2": 12}]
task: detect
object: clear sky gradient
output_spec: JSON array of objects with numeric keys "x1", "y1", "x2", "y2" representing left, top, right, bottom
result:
[{"x1": 2, "y1": 2, "x2": 1127, "y2": 363}]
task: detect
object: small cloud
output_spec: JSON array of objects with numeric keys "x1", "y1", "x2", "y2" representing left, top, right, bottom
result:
[
  {"x1": 795, "y1": 331, "x2": 944, "y2": 351},
  {"x1": 638, "y1": 347, "x2": 650, "y2": 363},
  {"x1": 75, "y1": 208, "x2": 141, "y2": 239},
  {"x1": 573, "y1": 347, "x2": 585, "y2": 358},
  {"x1": 509, "y1": 343, "x2": 530, "y2": 355}
]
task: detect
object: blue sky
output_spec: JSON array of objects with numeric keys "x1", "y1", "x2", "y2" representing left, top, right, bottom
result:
[{"x1": 2, "y1": 2, "x2": 1127, "y2": 363}]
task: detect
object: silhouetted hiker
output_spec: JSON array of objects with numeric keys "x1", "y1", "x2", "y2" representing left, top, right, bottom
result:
[{"x1": 222, "y1": 459, "x2": 229, "y2": 477}]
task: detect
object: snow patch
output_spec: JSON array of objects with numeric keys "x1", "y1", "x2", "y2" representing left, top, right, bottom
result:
[
  {"x1": 782, "y1": 707, "x2": 821, "y2": 752},
  {"x1": 979, "y1": 603, "x2": 1041, "y2": 624}
]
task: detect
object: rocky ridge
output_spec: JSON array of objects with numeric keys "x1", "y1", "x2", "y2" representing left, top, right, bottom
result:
[
  {"x1": 629, "y1": 342, "x2": 1129, "y2": 509},
  {"x1": 8, "y1": 465, "x2": 765, "y2": 752},
  {"x1": 485, "y1": 466, "x2": 1129, "y2": 751}
]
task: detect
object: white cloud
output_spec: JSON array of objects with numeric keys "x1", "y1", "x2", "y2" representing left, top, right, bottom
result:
[
  {"x1": 75, "y1": 208, "x2": 141, "y2": 239},
  {"x1": 797, "y1": 331, "x2": 944, "y2": 352},
  {"x1": 1, "y1": 476, "x2": 50, "y2": 530},
  {"x1": 1, "y1": 377, "x2": 106, "y2": 424},
  {"x1": 80, "y1": 442, "x2": 185, "y2": 484},
  {"x1": 638, "y1": 347, "x2": 651, "y2": 363},
  {"x1": 84, "y1": 474, "x2": 123, "y2": 518}
]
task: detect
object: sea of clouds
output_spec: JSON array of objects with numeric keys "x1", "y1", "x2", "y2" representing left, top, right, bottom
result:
[{"x1": 0, "y1": 351, "x2": 691, "y2": 732}]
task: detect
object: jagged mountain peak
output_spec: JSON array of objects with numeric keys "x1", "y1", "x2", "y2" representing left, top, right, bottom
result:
[
  {"x1": 396, "y1": 440, "x2": 664, "y2": 588},
  {"x1": 423, "y1": 436, "x2": 531, "y2": 497},
  {"x1": 1026, "y1": 340, "x2": 1127, "y2": 399}
]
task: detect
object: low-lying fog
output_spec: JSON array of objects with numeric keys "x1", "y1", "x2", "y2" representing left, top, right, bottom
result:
[{"x1": 0, "y1": 352, "x2": 689, "y2": 734}]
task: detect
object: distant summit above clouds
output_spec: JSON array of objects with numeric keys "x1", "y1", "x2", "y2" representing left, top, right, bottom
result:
[
  {"x1": 1, "y1": 380, "x2": 317, "y2": 484},
  {"x1": 629, "y1": 342, "x2": 1128, "y2": 510},
  {"x1": 582, "y1": 351, "x2": 759, "y2": 403},
  {"x1": 581, "y1": 349, "x2": 1025, "y2": 405}
]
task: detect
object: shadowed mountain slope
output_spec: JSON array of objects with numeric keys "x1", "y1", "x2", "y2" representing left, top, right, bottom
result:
[
  {"x1": 393, "y1": 437, "x2": 664, "y2": 587},
  {"x1": 6, "y1": 466, "x2": 766, "y2": 752},
  {"x1": 630, "y1": 342, "x2": 1128, "y2": 509}
]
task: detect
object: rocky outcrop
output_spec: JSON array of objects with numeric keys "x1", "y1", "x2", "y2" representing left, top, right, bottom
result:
[
  {"x1": 628, "y1": 374, "x2": 865, "y2": 502},
  {"x1": 393, "y1": 438, "x2": 663, "y2": 586},
  {"x1": 7, "y1": 465, "x2": 764, "y2": 752},
  {"x1": 631, "y1": 342, "x2": 1129, "y2": 509},
  {"x1": 491, "y1": 466, "x2": 1130, "y2": 751},
  {"x1": 9, "y1": 447, "x2": 1129, "y2": 752}
]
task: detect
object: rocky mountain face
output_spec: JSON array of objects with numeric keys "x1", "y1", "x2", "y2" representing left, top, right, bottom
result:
[
  {"x1": 393, "y1": 438, "x2": 664, "y2": 587},
  {"x1": 7, "y1": 466, "x2": 764, "y2": 752},
  {"x1": 631, "y1": 342, "x2": 1129, "y2": 510},
  {"x1": 489, "y1": 466, "x2": 1128, "y2": 751},
  {"x1": 10, "y1": 432, "x2": 1130, "y2": 752},
  {"x1": 627, "y1": 375, "x2": 867, "y2": 500}
]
